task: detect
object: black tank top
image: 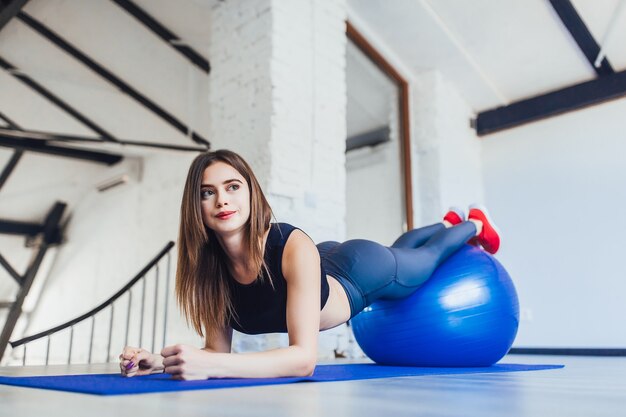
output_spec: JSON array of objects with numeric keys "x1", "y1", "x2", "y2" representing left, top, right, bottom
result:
[{"x1": 229, "y1": 223, "x2": 330, "y2": 334}]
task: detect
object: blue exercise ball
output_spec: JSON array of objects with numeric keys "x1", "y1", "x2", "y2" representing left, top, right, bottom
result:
[{"x1": 351, "y1": 245, "x2": 519, "y2": 367}]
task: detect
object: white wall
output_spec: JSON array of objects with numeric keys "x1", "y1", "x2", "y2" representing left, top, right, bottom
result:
[
  {"x1": 482, "y1": 98, "x2": 626, "y2": 348},
  {"x1": 347, "y1": 4, "x2": 624, "y2": 349},
  {"x1": 411, "y1": 70, "x2": 483, "y2": 225}
]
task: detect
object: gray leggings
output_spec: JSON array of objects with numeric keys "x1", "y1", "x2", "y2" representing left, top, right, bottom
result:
[{"x1": 317, "y1": 222, "x2": 476, "y2": 318}]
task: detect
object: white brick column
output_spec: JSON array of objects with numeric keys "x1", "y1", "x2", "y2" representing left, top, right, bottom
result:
[
  {"x1": 208, "y1": 0, "x2": 348, "y2": 356},
  {"x1": 208, "y1": 0, "x2": 347, "y2": 243},
  {"x1": 412, "y1": 70, "x2": 484, "y2": 225},
  {"x1": 207, "y1": 1, "x2": 274, "y2": 184}
]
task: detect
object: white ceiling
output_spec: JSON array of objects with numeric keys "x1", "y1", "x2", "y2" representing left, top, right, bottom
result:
[
  {"x1": 2, "y1": 0, "x2": 625, "y2": 224},
  {"x1": 348, "y1": 0, "x2": 626, "y2": 111},
  {"x1": 0, "y1": 0, "x2": 212, "y2": 146}
]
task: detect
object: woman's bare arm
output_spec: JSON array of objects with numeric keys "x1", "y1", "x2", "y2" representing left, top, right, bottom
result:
[
  {"x1": 161, "y1": 229, "x2": 321, "y2": 379},
  {"x1": 202, "y1": 326, "x2": 233, "y2": 353}
]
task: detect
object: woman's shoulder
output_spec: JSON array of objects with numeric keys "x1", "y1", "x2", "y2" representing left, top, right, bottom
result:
[
  {"x1": 270, "y1": 222, "x2": 299, "y2": 231},
  {"x1": 270, "y1": 222, "x2": 316, "y2": 247},
  {"x1": 268, "y1": 222, "x2": 315, "y2": 246},
  {"x1": 269, "y1": 222, "x2": 299, "y2": 242}
]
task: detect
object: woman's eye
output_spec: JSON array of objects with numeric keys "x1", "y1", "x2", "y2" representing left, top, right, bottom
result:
[
  {"x1": 200, "y1": 189, "x2": 214, "y2": 199},
  {"x1": 229, "y1": 184, "x2": 240, "y2": 191}
]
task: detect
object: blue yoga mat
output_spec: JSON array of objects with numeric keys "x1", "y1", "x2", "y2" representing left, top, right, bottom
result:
[{"x1": 0, "y1": 363, "x2": 563, "y2": 396}]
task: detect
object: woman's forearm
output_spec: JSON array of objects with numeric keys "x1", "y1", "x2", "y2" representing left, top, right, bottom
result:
[
  {"x1": 210, "y1": 345, "x2": 316, "y2": 378},
  {"x1": 151, "y1": 353, "x2": 165, "y2": 372}
]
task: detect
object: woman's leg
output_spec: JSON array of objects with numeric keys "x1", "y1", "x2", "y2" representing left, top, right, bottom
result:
[
  {"x1": 324, "y1": 222, "x2": 477, "y2": 317},
  {"x1": 390, "y1": 223, "x2": 447, "y2": 249},
  {"x1": 386, "y1": 221, "x2": 476, "y2": 296}
]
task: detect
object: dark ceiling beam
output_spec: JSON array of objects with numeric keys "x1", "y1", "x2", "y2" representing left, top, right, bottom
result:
[
  {"x1": 0, "y1": 0, "x2": 29, "y2": 32},
  {"x1": 0, "y1": 134, "x2": 123, "y2": 165},
  {"x1": 0, "y1": 251, "x2": 21, "y2": 284},
  {"x1": 0, "y1": 111, "x2": 23, "y2": 193},
  {"x1": 0, "y1": 56, "x2": 118, "y2": 141},
  {"x1": 17, "y1": 12, "x2": 210, "y2": 149},
  {"x1": 110, "y1": 0, "x2": 209, "y2": 73},
  {"x1": 0, "y1": 111, "x2": 20, "y2": 128},
  {"x1": 0, "y1": 148, "x2": 22, "y2": 191},
  {"x1": 1, "y1": 127, "x2": 208, "y2": 153},
  {"x1": 475, "y1": 69, "x2": 626, "y2": 136},
  {"x1": 0, "y1": 201, "x2": 65, "y2": 361},
  {"x1": 548, "y1": 0, "x2": 613, "y2": 77},
  {"x1": 0, "y1": 219, "x2": 41, "y2": 236}
]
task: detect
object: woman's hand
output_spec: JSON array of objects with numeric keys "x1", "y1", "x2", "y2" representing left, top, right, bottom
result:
[
  {"x1": 161, "y1": 344, "x2": 217, "y2": 380},
  {"x1": 119, "y1": 346, "x2": 163, "y2": 377}
]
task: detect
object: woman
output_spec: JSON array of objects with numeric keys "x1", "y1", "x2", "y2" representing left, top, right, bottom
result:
[{"x1": 119, "y1": 149, "x2": 500, "y2": 380}]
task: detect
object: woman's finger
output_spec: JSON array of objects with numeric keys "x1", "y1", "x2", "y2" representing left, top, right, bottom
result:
[
  {"x1": 161, "y1": 344, "x2": 183, "y2": 358},
  {"x1": 161, "y1": 355, "x2": 181, "y2": 368},
  {"x1": 164, "y1": 365, "x2": 183, "y2": 376},
  {"x1": 121, "y1": 346, "x2": 141, "y2": 360},
  {"x1": 137, "y1": 351, "x2": 155, "y2": 367}
]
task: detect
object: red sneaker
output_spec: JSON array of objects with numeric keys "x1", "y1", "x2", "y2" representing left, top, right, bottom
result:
[
  {"x1": 468, "y1": 204, "x2": 501, "y2": 254},
  {"x1": 443, "y1": 207, "x2": 465, "y2": 225}
]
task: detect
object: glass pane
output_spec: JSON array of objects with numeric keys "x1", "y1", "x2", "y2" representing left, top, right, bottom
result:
[{"x1": 345, "y1": 40, "x2": 406, "y2": 245}]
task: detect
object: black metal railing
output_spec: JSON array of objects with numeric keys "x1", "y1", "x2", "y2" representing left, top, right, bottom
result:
[{"x1": 7, "y1": 241, "x2": 175, "y2": 366}]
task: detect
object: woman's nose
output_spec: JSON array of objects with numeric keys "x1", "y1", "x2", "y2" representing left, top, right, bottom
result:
[{"x1": 216, "y1": 193, "x2": 228, "y2": 207}]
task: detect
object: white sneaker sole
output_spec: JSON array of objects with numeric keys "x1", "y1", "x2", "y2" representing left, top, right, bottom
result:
[{"x1": 448, "y1": 206, "x2": 466, "y2": 221}]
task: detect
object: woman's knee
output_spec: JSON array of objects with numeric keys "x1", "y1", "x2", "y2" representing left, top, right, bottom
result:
[{"x1": 391, "y1": 223, "x2": 446, "y2": 248}]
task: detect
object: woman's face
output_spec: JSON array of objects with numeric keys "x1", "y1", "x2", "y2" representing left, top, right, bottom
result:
[{"x1": 200, "y1": 161, "x2": 251, "y2": 234}]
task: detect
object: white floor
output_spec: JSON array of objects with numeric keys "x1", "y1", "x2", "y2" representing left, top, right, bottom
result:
[{"x1": 1, "y1": 354, "x2": 625, "y2": 417}]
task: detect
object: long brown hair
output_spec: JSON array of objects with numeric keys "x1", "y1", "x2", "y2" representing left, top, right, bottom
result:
[{"x1": 176, "y1": 149, "x2": 275, "y2": 339}]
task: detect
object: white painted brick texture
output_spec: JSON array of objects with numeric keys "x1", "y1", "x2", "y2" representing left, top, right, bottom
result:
[{"x1": 208, "y1": 0, "x2": 348, "y2": 357}]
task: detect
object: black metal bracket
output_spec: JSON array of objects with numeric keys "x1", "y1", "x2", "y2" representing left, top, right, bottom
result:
[
  {"x1": 0, "y1": 0, "x2": 29, "y2": 32},
  {"x1": 0, "y1": 201, "x2": 66, "y2": 361}
]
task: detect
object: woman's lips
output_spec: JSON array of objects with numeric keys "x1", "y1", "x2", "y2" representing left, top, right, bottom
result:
[{"x1": 216, "y1": 211, "x2": 236, "y2": 220}]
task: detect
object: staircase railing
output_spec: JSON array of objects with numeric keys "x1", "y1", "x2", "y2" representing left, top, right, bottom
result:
[{"x1": 6, "y1": 241, "x2": 175, "y2": 366}]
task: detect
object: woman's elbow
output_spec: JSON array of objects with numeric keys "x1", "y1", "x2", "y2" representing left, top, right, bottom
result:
[
  {"x1": 294, "y1": 353, "x2": 317, "y2": 377},
  {"x1": 298, "y1": 360, "x2": 316, "y2": 377}
]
